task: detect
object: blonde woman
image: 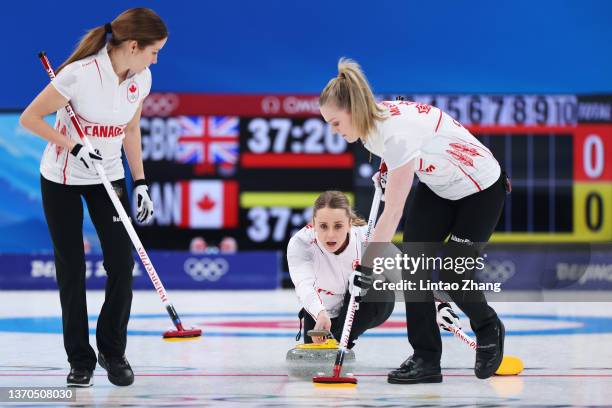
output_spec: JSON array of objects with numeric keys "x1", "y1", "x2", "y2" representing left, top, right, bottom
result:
[
  {"x1": 319, "y1": 59, "x2": 508, "y2": 384},
  {"x1": 287, "y1": 191, "x2": 394, "y2": 348}
]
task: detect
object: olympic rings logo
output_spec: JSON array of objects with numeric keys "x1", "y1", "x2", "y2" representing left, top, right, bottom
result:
[
  {"x1": 142, "y1": 93, "x2": 179, "y2": 117},
  {"x1": 261, "y1": 96, "x2": 281, "y2": 114},
  {"x1": 478, "y1": 260, "x2": 516, "y2": 283},
  {"x1": 183, "y1": 257, "x2": 229, "y2": 282}
]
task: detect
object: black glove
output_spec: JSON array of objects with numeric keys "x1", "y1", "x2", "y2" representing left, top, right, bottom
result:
[
  {"x1": 372, "y1": 161, "x2": 388, "y2": 201},
  {"x1": 349, "y1": 264, "x2": 374, "y2": 302},
  {"x1": 436, "y1": 302, "x2": 461, "y2": 332}
]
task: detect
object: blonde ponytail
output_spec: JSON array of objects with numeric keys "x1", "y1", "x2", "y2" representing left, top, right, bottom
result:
[{"x1": 319, "y1": 58, "x2": 386, "y2": 140}]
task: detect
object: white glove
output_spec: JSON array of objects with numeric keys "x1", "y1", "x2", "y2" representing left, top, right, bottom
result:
[
  {"x1": 133, "y1": 179, "x2": 154, "y2": 224},
  {"x1": 70, "y1": 143, "x2": 102, "y2": 171},
  {"x1": 371, "y1": 161, "x2": 388, "y2": 201},
  {"x1": 436, "y1": 301, "x2": 461, "y2": 332}
]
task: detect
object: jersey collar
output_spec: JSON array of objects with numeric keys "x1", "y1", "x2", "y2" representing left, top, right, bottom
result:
[{"x1": 98, "y1": 44, "x2": 137, "y2": 84}]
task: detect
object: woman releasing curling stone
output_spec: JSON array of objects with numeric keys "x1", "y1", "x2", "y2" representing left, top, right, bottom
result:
[
  {"x1": 319, "y1": 58, "x2": 508, "y2": 384},
  {"x1": 287, "y1": 191, "x2": 395, "y2": 348},
  {"x1": 20, "y1": 8, "x2": 167, "y2": 387}
]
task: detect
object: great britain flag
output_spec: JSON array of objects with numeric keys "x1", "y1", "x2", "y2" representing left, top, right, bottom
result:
[{"x1": 176, "y1": 115, "x2": 239, "y2": 175}]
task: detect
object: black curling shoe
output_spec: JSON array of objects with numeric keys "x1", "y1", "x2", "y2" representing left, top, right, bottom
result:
[
  {"x1": 67, "y1": 367, "x2": 93, "y2": 387},
  {"x1": 474, "y1": 319, "x2": 505, "y2": 379},
  {"x1": 98, "y1": 353, "x2": 134, "y2": 386},
  {"x1": 388, "y1": 355, "x2": 443, "y2": 384}
]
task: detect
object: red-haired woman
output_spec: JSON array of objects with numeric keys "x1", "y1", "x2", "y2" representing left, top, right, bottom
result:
[{"x1": 20, "y1": 8, "x2": 167, "y2": 387}]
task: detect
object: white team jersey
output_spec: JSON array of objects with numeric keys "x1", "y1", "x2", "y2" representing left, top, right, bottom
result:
[
  {"x1": 363, "y1": 101, "x2": 501, "y2": 200},
  {"x1": 287, "y1": 224, "x2": 368, "y2": 319},
  {"x1": 40, "y1": 44, "x2": 152, "y2": 185}
]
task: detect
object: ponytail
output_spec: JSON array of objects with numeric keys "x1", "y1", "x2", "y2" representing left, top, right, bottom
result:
[
  {"x1": 57, "y1": 8, "x2": 167, "y2": 74},
  {"x1": 57, "y1": 25, "x2": 107, "y2": 73},
  {"x1": 319, "y1": 58, "x2": 386, "y2": 141}
]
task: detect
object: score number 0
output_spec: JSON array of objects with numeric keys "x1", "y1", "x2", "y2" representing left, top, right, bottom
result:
[{"x1": 577, "y1": 133, "x2": 610, "y2": 236}]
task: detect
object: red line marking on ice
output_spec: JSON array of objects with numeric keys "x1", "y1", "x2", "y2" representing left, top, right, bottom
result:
[
  {"x1": 3, "y1": 373, "x2": 612, "y2": 378},
  {"x1": 353, "y1": 373, "x2": 612, "y2": 378},
  {"x1": 0, "y1": 373, "x2": 287, "y2": 377},
  {"x1": 199, "y1": 320, "x2": 407, "y2": 329}
]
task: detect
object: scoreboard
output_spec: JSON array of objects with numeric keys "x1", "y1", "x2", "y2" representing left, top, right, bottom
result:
[
  {"x1": 136, "y1": 93, "x2": 612, "y2": 252},
  {"x1": 138, "y1": 94, "x2": 353, "y2": 251},
  {"x1": 361, "y1": 95, "x2": 612, "y2": 243}
]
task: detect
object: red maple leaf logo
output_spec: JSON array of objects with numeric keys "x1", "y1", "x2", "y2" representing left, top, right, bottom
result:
[
  {"x1": 129, "y1": 84, "x2": 137, "y2": 93},
  {"x1": 449, "y1": 143, "x2": 482, "y2": 157},
  {"x1": 415, "y1": 103, "x2": 432, "y2": 114},
  {"x1": 447, "y1": 150, "x2": 474, "y2": 167},
  {"x1": 197, "y1": 194, "x2": 216, "y2": 211}
]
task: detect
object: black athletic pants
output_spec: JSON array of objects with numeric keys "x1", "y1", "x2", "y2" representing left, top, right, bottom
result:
[
  {"x1": 301, "y1": 290, "x2": 395, "y2": 348},
  {"x1": 402, "y1": 173, "x2": 506, "y2": 362},
  {"x1": 41, "y1": 176, "x2": 134, "y2": 371}
]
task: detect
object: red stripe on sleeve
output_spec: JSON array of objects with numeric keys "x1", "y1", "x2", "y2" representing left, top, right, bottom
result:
[
  {"x1": 457, "y1": 166, "x2": 482, "y2": 191},
  {"x1": 93, "y1": 59, "x2": 103, "y2": 86},
  {"x1": 435, "y1": 109, "x2": 443, "y2": 133}
]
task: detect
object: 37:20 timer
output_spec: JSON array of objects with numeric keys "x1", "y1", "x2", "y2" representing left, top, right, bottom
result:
[
  {"x1": 245, "y1": 118, "x2": 347, "y2": 154},
  {"x1": 246, "y1": 207, "x2": 313, "y2": 243}
]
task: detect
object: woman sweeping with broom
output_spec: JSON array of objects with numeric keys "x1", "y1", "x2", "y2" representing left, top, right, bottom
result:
[{"x1": 317, "y1": 58, "x2": 509, "y2": 384}]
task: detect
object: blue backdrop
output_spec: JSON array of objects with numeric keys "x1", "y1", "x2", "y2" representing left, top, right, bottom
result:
[{"x1": 2, "y1": 0, "x2": 612, "y2": 109}]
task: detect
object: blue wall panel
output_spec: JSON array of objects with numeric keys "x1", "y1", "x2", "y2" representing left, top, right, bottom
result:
[{"x1": 2, "y1": 0, "x2": 612, "y2": 108}]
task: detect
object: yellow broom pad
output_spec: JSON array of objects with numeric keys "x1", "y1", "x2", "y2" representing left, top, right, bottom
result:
[{"x1": 495, "y1": 355, "x2": 524, "y2": 375}]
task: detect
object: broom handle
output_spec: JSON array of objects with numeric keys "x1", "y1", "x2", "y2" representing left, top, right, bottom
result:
[
  {"x1": 332, "y1": 168, "x2": 384, "y2": 377},
  {"x1": 38, "y1": 52, "x2": 188, "y2": 331}
]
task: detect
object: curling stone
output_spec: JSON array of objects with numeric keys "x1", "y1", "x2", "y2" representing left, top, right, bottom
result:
[{"x1": 286, "y1": 337, "x2": 356, "y2": 378}]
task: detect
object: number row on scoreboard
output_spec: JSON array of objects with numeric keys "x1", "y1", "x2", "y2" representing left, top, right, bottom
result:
[{"x1": 383, "y1": 95, "x2": 579, "y2": 126}]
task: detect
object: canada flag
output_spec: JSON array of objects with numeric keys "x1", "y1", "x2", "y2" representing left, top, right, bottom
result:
[
  {"x1": 177, "y1": 180, "x2": 238, "y2": 229},
  {"x1": 126, "y1": 80, "x2": 139, "y2": 103}
]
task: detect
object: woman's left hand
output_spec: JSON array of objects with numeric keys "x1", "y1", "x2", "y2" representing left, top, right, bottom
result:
[{"x1": 133, "y1": 179, "x2": 154, "y2": 224}]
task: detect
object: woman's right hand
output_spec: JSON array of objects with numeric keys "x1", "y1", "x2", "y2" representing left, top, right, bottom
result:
[{"x1": 312, "y1": 310, "x2": 332, "y2": 344}]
